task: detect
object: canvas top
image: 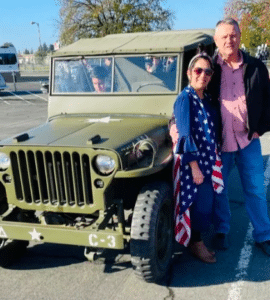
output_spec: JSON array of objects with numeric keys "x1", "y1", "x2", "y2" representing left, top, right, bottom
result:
[{"x1": 52, "y1": 29, "x2": 214, "y2": 57}]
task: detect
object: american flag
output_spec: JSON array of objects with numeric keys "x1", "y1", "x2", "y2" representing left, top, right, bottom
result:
[
  {"x1": 173, "y1": 150, "x2": 191, "y2": 246},
  {"x1": 173, "y1": 147, "x2": 223, "y2": 246},
  {"x1": 173, "y1": 88, "x2": 224, "y2": 246}
]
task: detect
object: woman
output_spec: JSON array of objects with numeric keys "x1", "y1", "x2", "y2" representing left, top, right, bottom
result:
[{"x1": 171, "y1": 52, "x2": 223, "y2": 263}]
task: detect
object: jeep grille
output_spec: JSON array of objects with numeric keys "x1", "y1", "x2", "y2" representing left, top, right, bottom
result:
[{"x1": 10, "y1": 150, "x2": 93, "y2": 207}]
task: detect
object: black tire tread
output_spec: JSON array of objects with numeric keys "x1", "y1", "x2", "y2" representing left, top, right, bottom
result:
[{"x1": 130, "y1": 181, "x2": 173, "y2": 283}]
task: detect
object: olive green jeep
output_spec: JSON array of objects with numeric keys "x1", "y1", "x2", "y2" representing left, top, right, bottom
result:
[{"x1": 0, "y1": 30, "x2": 214, "y2": 282}]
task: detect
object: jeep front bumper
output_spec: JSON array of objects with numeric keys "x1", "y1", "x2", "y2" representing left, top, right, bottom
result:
[{"x1": 0, "y1": 221, "x2": 125, "y2": 249}]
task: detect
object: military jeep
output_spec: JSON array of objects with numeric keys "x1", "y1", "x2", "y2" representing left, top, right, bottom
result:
[{"x1": 0, "y1": 30, "x2": 214, "y2": 282}]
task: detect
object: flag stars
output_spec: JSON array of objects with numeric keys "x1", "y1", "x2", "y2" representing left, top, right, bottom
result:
[{"x1": 174, "y1": 91, "x2": 223, "y2": 233}]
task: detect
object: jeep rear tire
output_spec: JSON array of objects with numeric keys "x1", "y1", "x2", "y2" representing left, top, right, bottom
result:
[{"x1": 130, "y1": 181, "x2": 173, "y2": 283}]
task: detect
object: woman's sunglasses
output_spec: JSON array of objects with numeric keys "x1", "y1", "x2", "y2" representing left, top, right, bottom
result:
[{"x1": 193, "y1": 67, "x2": 214, "y2": 76}]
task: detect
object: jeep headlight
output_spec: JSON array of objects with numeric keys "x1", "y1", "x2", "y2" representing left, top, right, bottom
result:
[
  {"x1": 94, "y1": 155, "x2": 116, "y2": 175},
  {"x1": 122, "y1": 138, "x2": 157, "y2": 170},
  {"x1": 0, "y1": 153, "x2": 10, "y2": 170}
]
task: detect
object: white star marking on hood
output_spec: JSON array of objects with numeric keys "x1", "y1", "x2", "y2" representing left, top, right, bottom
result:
[{"x1": 29, "y1": 228, "x2": 42, "y2": 241}]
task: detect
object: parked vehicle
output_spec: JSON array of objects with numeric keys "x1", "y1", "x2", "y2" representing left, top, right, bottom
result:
[
  {"x1": 0, "y1": 43, "x2": 20, "y2": 82},
  {"x1": 0, "y1": 73, "x2": 7, "y2": 91},
  {"x1": 0, "y1": 30, "x2": 215, "y2": 282}
]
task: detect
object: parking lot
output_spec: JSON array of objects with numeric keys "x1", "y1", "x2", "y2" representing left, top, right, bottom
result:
[
  {"x1": 0, "y1": 86, "x2": 48, "y2": 105},
  {"x1": 1, "y1": 74, "x2": 48, "y2": 101},
  {"x1": 0, "y1": 74, "x2": 48, "y2": 141},
  {"x1": 0, "y1": 74, "x2": 270, "y2": 299}
]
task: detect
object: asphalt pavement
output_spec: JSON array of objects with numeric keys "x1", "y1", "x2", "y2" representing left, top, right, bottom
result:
[{"x1": 0, "y1": 74, "x2": 270, "y2": 299}]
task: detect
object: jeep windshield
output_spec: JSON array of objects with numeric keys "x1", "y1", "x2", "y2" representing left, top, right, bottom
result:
[{"x1": 52, "y1": 55, "x2": 178, "y2": 94}]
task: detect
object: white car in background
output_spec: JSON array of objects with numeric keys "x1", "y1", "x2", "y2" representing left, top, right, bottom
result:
[
  {"x1": 0, "y1": 73, "x2": 7, "y2": 91},
  {"x1": 0, "y1": 43, "x2": 20, "y2": 82}
]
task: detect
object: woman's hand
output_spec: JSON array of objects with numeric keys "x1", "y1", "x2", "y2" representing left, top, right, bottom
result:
[
  {"x1": 169, "y1": 124, "x2": 179, "y2": 145},
  {"x1": 189, "y1": 161, "x2": 204, "y2": 185}
]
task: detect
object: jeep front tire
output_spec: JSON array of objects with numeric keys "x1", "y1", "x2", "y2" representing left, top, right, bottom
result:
[{"x1": 130, "y1": 181, "x2": 173, "y2": 283}]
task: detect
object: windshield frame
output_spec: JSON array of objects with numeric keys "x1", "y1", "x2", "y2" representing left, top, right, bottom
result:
[{"x1": 51, "y1": 53, "x2": 180, "y2": 96}]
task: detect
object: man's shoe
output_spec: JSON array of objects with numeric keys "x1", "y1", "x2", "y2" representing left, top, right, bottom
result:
[
  {"x1": 212, "y1": 233, "x2": 229, "y2": 250},
  {"x1": 256, "y1": 240, "x2": 270, "y2": 256}
]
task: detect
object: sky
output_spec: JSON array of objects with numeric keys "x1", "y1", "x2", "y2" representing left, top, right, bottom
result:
[{"x1": 0, "y1": 0, "x2": 226, "y2": 53}]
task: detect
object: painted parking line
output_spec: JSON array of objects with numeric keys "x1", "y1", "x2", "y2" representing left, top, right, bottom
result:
[
  {"x1": 6, "y1": 90, "x2": 33, "y2": 104},
  {"x1": 26, "y1": 91, "x2": 48, "y2": 101},
  {"x1": 226, "y1": 159, "x2": 270, "y2": 299},
  {"x1": 0, "y1": 94, "x2": 11, "y2": 105},
  {"x1": 227, "y1": 223, "x2": 253, "y2": 300}
]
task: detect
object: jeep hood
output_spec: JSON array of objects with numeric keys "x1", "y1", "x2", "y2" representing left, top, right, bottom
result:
[{"x1": 0, "y1": 115, "x2": 169, "y2": 152}]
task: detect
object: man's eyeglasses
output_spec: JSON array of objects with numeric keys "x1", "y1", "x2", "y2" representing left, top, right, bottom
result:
[{"x1": 193, "y1": 67, "x2": 214, "y2": 76}]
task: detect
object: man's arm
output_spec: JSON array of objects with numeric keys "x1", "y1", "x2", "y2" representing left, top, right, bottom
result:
[{"x1": 259, "y1": 62, "x2": 270, "y2": 135}]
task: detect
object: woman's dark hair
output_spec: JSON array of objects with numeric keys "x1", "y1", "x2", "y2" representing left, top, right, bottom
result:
[{"x1": 188, "y1": 43, "x2": 213, "y2": 70}]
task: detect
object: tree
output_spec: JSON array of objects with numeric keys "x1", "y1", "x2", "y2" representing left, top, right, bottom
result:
[
  {"x1": 42, "y1": 43, "x2": 49, "y2": 53},
  {"x1": 58, "y1": 0, "x2": 174, "y2": 46},
  {"x1": 24, "y1": 49, "x2": 30, "y2": 54},
  {"x1": 2, "y1": 42, "x2": 14, "y2": 47},
  {"x1": 35, "y1": 43, "x2": 47, "y2": 62},
  {"x1": 224, "y1": 0, "x2": 270, "y2": 48},
  {"x1": 49, "y1": 44, "x2": 55, "y2": 52}
]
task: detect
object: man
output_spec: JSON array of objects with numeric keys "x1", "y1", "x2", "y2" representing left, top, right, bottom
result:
[
  {"x1": 209, "y1": 18, "x2": 270, "y2": 255},
  {"x1": 90, "y1": 66, "x2": 109, "y2": 93},
  {"x1": 145, "y1": 56, "x2": 163, "y2": 74}
]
